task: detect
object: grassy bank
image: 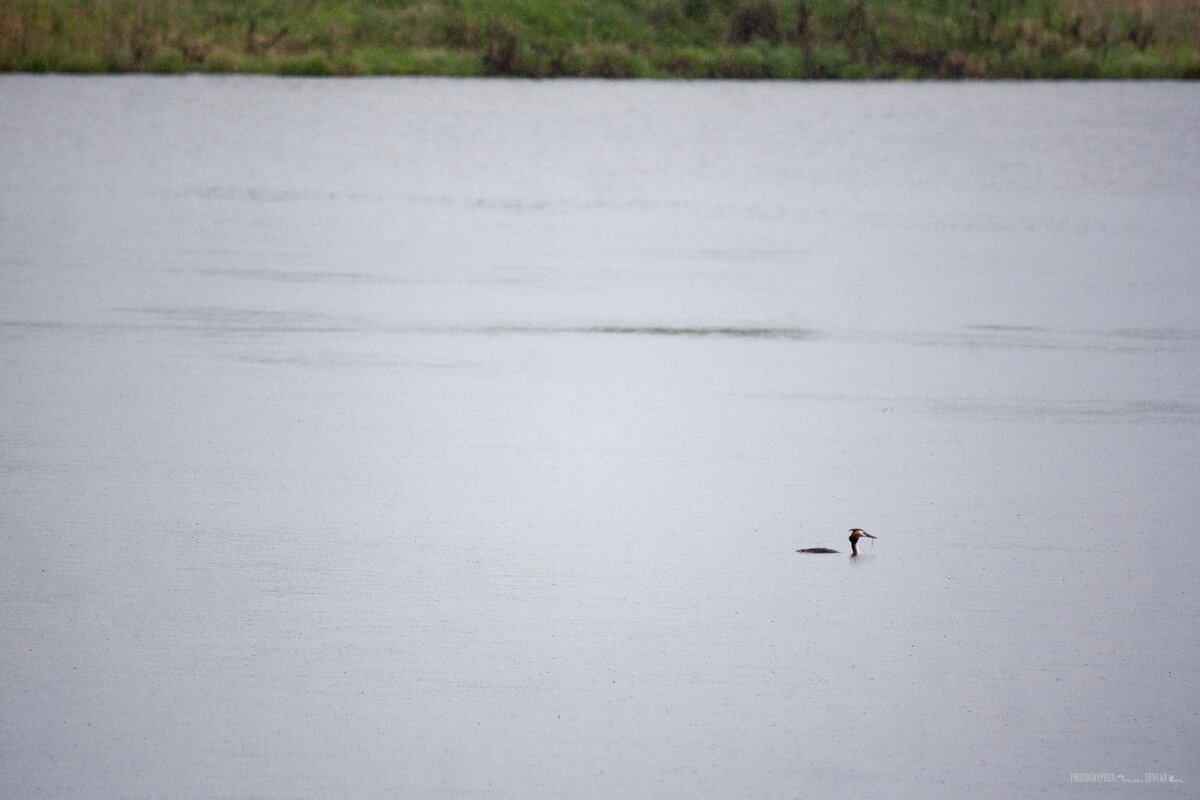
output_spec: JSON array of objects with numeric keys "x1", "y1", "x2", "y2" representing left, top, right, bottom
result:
[{"x1": 2, "y1": 0, "x2": 1199, "y2": 78}]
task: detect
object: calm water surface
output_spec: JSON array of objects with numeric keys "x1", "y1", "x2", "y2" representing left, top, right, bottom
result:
[{"x1": 1, "y1": 76, "x2": 1198, "y2": 798}]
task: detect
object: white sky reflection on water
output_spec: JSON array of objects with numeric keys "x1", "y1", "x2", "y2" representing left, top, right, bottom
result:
[{"x1": 1, "y1": 76, "x2": 1198, "y2": 799}]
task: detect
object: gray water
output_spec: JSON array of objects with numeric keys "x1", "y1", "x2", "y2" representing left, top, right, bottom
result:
[{"x1": 1, "y1": 76, "x2": 1197, "y2": 798}]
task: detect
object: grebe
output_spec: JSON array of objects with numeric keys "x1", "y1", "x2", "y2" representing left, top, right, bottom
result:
[{"x1": 797, "y1": 528, "x2": 878, "y2": 556}]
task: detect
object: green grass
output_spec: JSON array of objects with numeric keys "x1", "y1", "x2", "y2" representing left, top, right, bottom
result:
[{"x1": 1, "y1": 0, "x2": 1198, "y2": 78}]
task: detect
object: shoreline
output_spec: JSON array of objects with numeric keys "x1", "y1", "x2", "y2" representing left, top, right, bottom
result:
[{"x1": 3, "y1": 0, "x2": 1199, "y2": 80}]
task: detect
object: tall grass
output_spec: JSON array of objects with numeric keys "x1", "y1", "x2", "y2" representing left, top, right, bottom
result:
[{"x1": 0, "y1": 0, "x2": 1197, "y2": 77}]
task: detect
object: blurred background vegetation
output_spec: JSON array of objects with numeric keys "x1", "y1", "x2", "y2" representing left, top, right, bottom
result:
[{"x1": 1, "y1": 0, "x2": 1198, "y2": 77}]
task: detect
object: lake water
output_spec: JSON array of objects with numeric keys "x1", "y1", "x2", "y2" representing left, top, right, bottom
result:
[{"x1": 1, "y1": 76, "x2": 1197, "y2": 798}]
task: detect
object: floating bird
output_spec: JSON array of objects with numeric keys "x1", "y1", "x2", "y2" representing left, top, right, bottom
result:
[{"x1": 797, "y1": 528, "x2": 878, "y2": 556}]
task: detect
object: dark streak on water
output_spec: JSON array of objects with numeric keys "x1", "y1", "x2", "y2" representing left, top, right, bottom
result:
[
  {"x1": 5, "y1": 314, "x2": 1200, "y2": 354},
  {"x1": 478, "y1": 324, "x2": 822, "y2": 340}
]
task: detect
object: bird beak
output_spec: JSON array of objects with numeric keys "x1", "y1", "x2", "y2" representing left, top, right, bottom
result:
[{"x1": 862, "y1": 532, "x2": 878, "y2": 539}]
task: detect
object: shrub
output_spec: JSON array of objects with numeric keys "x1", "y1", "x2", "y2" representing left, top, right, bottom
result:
[
  {"x1": 145, "y1": 47, "x2": 188, "y2": 74},
  {"x1": 647, "y1": 0, "x2": 687, "y2": 32},
  {"x1": 1100, "y1": 45, "x2": 1170, "y2": 78},
  {"x1": 234, "y1": 55, "x2": 273, "y2": 74},
  {"x1": 350, "y1": 47, "x2": 410, "y2": 75},
  {"x1": 654, "y1": 46, "x2": 717, "y2": 77},
  {"x1": 839, "y1": 61, "x2": 870, "y2": 79},
  {"x1": 729, "y1": 0, "x2": 781, "y2": 45},
  {"x1": 1038, "y1": 31, "x2": 1070, "y2": 58},
  {"x1": 18, "y1": 49, "x2": 57, "y2": 73},
  {"x1": 728, "y1": 44, "x2": 770, "y2": 78},
  {"x1": 277, "y1": 52, "x2": 332, "y2": 76},
  {"x1": 1000, "y1": 43, "x2": 1039, "y2": 78},
  {"x1": 1179, "y1": 52, "x2": 1200, "y2": 79},
  {"x1": 101, "y1": 46, "x2": 133, "y2": 72},
  {"x1": 573, "y1": 44, "x2": 650, "y2": 78},
  {"x1": 59, "y1": 50, "x2": 106, "y2": 73},
  {"x1": 414, "y1": 49, "x2": 483, "y2": 77},
  {"x1": 805, "y1": 42, "x2": 850, "y2": 78},
  {"x1": 1053, "y1": 45, "x2": 1100, "y2": 79},
  {"x1": 201, "y1": 48, "x2": 238, "y2": 73},
  {"x1": 482, "y1": 21, "x2": 521, "y2": 75},
  {"x1": 764, "y1": 45, "x2": 804, "y2": 78},
  {"x1": 1121, "y1": 13, "x2": 1155, "y2": 51}
]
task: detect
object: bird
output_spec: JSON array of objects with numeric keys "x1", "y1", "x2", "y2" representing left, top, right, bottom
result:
[{"x1": 797, "y1": 528, "x2": 878, "y2": 556}]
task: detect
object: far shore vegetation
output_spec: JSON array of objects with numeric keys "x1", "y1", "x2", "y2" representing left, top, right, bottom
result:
[{"x1": 2, "y1": 0, "x2": 1199, "y2": 79}]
